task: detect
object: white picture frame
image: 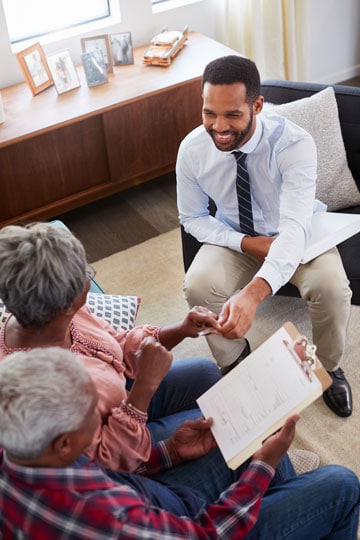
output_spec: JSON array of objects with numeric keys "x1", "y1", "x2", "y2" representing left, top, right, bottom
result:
[{"x1": 46, "y1": 49, "x2": 81, "y2": 95}]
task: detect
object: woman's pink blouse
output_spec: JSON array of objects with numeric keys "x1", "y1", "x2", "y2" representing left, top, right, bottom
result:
[{"x1": 0, "y1": 305, "x2": 160, "y2": 472}]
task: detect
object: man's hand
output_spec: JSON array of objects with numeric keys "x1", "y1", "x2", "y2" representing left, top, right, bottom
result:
[
  {"x1": 241, "y1": 235, "x2": 276, "y2": 262},
  {"x1": 181, "y1": 305, "x2": 220, "y2": 338},
  {"x1": 218, "y1": 278, "x2": 271, "y2": 339},
  {"x1": 218, "y1": 289, "x2": 257, "y2": 339},
  {"x1": 252, "y1": 415, "x2": 300, "y2": 470},
  {"x1": 166, "y1": 417, "x2": 217, "y2": 465}
]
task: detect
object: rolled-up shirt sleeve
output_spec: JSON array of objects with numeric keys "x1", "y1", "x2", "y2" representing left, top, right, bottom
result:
[{"x1": 255, "y1": 135, "x2": 318, "y2": 293}]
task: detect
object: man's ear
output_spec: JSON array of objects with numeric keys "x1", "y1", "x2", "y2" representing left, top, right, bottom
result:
[
  {"x1": 52, "y1": 432, "x2": 73, "y2": 462},
  {"x1": 253, "y1": 95, "x2": 264, "y2": 115}
]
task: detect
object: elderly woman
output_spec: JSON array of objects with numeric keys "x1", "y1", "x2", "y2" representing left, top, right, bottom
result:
[
  {"x1": 0, "y1": 223, "x2": 222, "y2": 468},
  {"x1": 0, "y1": 222, "x2": 299, "y2": 501}
]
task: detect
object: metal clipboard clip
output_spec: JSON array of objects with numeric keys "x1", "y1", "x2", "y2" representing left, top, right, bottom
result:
[{"x1": 283, "y1": 335, "x2": 317, "y2": 382}]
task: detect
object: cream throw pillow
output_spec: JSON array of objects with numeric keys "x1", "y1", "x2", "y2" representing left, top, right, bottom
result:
[{"x1": 263, "y1": 87, "x2": 360, "y2": 211}]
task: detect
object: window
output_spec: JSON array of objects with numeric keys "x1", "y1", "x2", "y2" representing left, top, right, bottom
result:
[
  {"x1": 152, "y1": 0, "x2": 202, "y2": 11},
  {"x1": 2, "y1": 0, "x2": 111, "y2": 44}
]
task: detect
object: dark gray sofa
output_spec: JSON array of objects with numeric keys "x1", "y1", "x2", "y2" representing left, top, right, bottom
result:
[{"x1": 180, "y1": 80, "x2": 360, "y2": 305}]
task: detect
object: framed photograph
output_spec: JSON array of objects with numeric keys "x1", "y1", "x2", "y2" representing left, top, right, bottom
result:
[
  {"x1": 16, "y1": 43, "x2": 53, "y2": 96},
  {"x1": 81, "y1": 35, "x2": 113, "y2": 74},
  {"x1": 81, "y1": 51, "x2": 108, "y2": 87},
  {"x1": 110, "y1": 32, "x2": 134, "y2": 66},
  {"x1": 46, "y1": 49, "x2": 81, "y2": 95}
]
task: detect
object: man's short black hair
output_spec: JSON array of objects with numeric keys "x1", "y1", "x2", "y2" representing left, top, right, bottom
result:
[{"x1": 202, "y1": 55, "x2": 261, "y2": 104}]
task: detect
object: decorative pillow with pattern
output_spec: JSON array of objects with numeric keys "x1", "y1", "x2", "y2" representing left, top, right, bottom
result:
[
  {"x1": 263, "y1": 87, "x2": 360, "y2": 211},
  {"x1": 0, "y1": 293, "x2": 140, "y2": 332},
  {"x1": 86, "y1": 292, "x2": 140, "y2": 331},
  {"x1": 0, "y1": 299, "x2": 8, "y2": 328}
]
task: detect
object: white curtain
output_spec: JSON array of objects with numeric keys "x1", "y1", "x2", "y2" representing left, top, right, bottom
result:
[{"x1": 220, "y1": 0, "x2": 309, "y2": 81}]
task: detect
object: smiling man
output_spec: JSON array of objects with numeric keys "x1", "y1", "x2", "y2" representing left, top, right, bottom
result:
[{"x1": 176, "y1": 55, "x2": 353, "y2": 418}]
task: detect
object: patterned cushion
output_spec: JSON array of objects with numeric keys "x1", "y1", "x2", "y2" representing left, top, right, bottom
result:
[
  {"x1": 0, "y1": 293, "x2": 140, "y2": 331},
  {"x1": 86, "y1": 292, "x2": 140, "y2": 331},
  {"x1": 0, "y1": 299, "x2": 7, "y2": 328},
  {"x1": 263, "y1": 87, "x2": 360, "y2": 211}
]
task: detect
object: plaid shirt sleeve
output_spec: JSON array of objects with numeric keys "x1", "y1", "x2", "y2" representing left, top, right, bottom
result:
[
  {"x1": 134, "y1": 440, "x2": 172, "y2": 476},
  {"x1": 1, "y1": 452, "x2": 274, "y2": 539},
  {"x1": 87, "y1": 460, "x2": 274, "y2": 539}
]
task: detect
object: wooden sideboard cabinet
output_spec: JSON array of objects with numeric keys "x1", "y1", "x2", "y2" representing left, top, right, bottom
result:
[{"x1": 0, "y1": 32, "x2": 236, "y2": 227}]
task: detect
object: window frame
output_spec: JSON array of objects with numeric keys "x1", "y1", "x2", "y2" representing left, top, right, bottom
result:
[
  {"x1": 2, "y1": 0, "x2": 113, "y2": 46},
  {"x1": 152, "y1": 0, "x2": 203, "y2": 14}
]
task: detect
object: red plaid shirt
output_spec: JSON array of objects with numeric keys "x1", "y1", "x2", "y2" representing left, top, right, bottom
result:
[{"x1": 0, "y1": 449, "x2": 274, "y2": 539}]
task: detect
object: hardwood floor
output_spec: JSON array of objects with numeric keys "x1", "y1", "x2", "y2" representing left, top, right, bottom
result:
[
  {"x1": 55, "y1": 171, "x2": 179, "y2": 263},
  {"x1": 337, "y1": 75, "x2": 360, "y2": 86},
  {"x1": 55, "y1": 75, "x2": 360, "y2": 263}
]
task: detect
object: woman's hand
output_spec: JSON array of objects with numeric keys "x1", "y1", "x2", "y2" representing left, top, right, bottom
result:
[
  {"x1": 165, "y1": 417, "x2": 217, "y2": 466},
  {"x1": 127, "y1": 337, "x2": 173, "y2": 413},
  {"x1": 158, "y1": 306, "x2": 220, "y2": 350},
  {"x1": 181, "y1": 305, "x2": 220, "y2": 338}
]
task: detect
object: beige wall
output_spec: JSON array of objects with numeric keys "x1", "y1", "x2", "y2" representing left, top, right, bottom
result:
[
  {"x1": 307, "y1": 0, "x2": 360, "y2": 83},
  {"x1": 0, "y1": 0, "x2": 219, "y2": 88},
  {"x1": 0, "y1": 0, "x2": 359, "y2": 89}
]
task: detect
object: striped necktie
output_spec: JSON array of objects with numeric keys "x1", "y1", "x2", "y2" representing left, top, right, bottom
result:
[{"x1": 232, "y1": 151, "x2": 256, "y2": 236}]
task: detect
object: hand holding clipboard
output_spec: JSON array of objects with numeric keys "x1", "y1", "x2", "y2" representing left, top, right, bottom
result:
[{"x1": 197, "y1": 322, "x2": 332, "y2": 470}]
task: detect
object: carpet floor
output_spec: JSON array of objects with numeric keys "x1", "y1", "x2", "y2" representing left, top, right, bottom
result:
[{"x1": 93, "y1": 228, "x2": 360, "y2": 495}]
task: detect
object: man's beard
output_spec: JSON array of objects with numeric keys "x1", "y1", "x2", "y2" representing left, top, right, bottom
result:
[{"x1": 208, "y1": 110, "x2": 254, "y2": 152}]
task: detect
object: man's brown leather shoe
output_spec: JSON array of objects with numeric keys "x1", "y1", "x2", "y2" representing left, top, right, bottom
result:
[
  {"x1": 221, "y1": 339, "x2": 251, "y2": 376},
  {"x1": 323, "y1": 368, "x2": 352, "y2": 417}
]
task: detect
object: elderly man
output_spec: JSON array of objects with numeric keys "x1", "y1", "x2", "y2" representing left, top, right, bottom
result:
[{"x1": 0, "y1": 347, "x2": 359, "y2": 538}]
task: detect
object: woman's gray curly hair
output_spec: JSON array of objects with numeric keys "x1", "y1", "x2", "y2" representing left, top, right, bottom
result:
[
  {"x1": 0, "y1": 222, "x2": 87, "y2": 328},
  {"x1": 0, "y1": 347, "x2": 94, "y2": 460}
]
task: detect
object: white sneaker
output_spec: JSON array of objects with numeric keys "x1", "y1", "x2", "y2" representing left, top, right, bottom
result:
[{"x1": 288, "y1": 449, "x2": 320, "y2": 475}]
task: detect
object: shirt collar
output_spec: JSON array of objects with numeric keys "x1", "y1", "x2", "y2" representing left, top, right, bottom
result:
[{"x1": 229, "y1": 116, "x2": 263, "y2": 155}]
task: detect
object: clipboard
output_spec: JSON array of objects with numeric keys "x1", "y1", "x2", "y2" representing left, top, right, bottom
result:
[
  {"x1": 283, "y1": 322, "x2": 332, "y2": 391},
  {"x1": 197, "y1": 322, "x2": 332, "y2": 470}
]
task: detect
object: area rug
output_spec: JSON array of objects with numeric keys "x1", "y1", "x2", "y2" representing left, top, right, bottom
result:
[{"x1": 93, "y1": 228, "x2": 360, "y2": 484}]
